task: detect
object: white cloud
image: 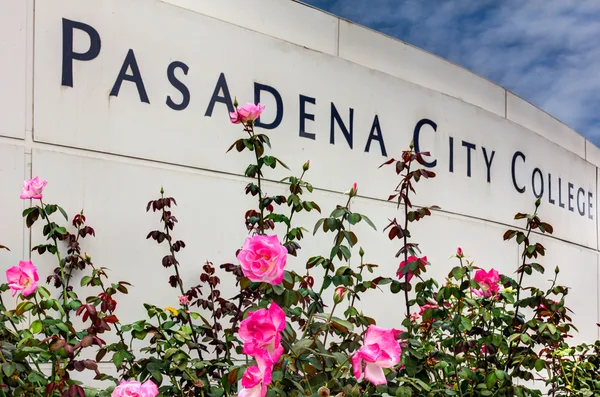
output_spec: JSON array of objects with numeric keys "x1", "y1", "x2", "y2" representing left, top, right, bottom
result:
[{"x1": 304, "y1": 0, "x2": 600, "y2": 144}]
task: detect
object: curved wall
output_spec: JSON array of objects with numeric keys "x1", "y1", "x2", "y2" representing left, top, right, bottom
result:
[{"x1": 0, "y1": 0, "x2": 598, "y2": 378}]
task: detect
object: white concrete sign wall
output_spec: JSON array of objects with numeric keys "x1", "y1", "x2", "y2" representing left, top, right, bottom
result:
[
  {"x1": 0, "y1": 0, "x2": 598, "y2": 349},
  {"x1": 0, "y1": 0, "x2": 28, "y2": 139}
]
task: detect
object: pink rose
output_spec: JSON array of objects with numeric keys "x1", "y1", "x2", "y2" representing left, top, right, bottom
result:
[
  {"x1": 537, "y1": 300, "x2": 559, "y2": 317},
  {"x1": 472, "y1": 268, "x2": 501, "y2": 298},
  {"x1": 20, "y1": 177, "x2": 47, "y2": 200},
  {"x1": 230, "y1": 103, "x2": 265, "y2": 124},
  {"x1": 418, "y1": 303, "x2": 439, "y2": 316},
  {"x1": 237, "y1": 235, "x2": 287, "y2": 285},
  {"x1": 352, "y1": 325, "x2": 402, "y2": 385},
  {"x1": 111, "y1": 380, "x2": 158, "y2": 397},
  {"x1": 409, "y1": 312, "x2": 420, "y2": 322},
  {"x1": 239, "y1": 353, "x2": 273, "y2": 397},
  {"x1": 230, "y1": 110, "x2": 241, "y2": 124},
  {"x1": 345, "y1": 182, "x2": 358, "y2": 196},
  {"x1": 397, "y1": 256, "x2": 427, "y2": 282},
  {"x1": 6, "y1": 260, "x2": 39, "y2": 297},
  {"x1": 333, "y1": 287, "x2": 347, "y2": 304},
  {"x1": 239, "y1": 302, "x2": 286, "y2": 364},
  {"x1": 178, "y1": 295, "x2": 189, "y2": 305}
]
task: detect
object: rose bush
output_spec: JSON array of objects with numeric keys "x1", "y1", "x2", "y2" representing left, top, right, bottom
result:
[{"x1": 1, "y1": 101, "x2": 598, "y2": 397}]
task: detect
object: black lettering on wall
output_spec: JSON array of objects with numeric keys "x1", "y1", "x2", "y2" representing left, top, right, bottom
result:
[
  {"x1": 365, "y1": 115, "x2": 387, "y2": 156},
  {"x1": 413, "y1": 119, "x2": 437, "y2": 168},
  {"x1": 449, "y1": 137, "x2": 454, "y2": 173},
  {"x1": 462, "y1": 141, "x2": 476, "y2": 177},
  {"x1": 532, "y1": 168, "x2": 544, "y2": 199},
  {"x1": 254, "y1": 83, "x2": 284, "y2": 129},
  {"x1": 511, "y1": 151, "x2": 526, "y2": 194},
  {"x1": 568, "y1": 183, "x2": 574, "y2": 212},
  {"x1": 577, "y1": 187, "x2": 585, "y2": 216},
  {"x1": 166, "y1": 61, "x2": 190, "y2": 111},
  {"x1": 330, "y1": 103, "x2": 353, "y2": 149},
  {"x1": 548, "y1": 173, "x2": 555, "y2": 204},
  {"x1": 62, "y1": 18, "x2": 101, "y2": 87},
  {"x1": 558, "y1": 178, "x2": 565, "y2": 208},
  {"x1": 482, "y1": 147, "x2": 495, "y2": 183},
  {"x1": 588, "y1": 192, "x2": 594, "y2": 220},
  {"x1": 205, "y1": 73, "x2": 234, "y2": 117},
  {"x1": 110, "y1": 49, "x2": 150, "y2": 103},
  {"x1": 299, "y1": 95, "x2": 316, "y2": 140}
]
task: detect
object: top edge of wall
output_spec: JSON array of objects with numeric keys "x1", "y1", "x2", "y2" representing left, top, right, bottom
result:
[{"x1": 164, "y1": 0, "x2": 595, "y2": 163}]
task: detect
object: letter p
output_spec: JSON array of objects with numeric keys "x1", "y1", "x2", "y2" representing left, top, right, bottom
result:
[{"x1": 62, "y1": 18, "x2": 101, "y2": 87}]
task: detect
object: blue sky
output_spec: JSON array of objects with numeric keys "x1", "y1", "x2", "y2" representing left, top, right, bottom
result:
[{"x1": 304, "y1": 0, "x2": 600, "y2": 146}]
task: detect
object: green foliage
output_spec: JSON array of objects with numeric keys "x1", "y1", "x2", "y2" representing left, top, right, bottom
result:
[{"x1": 1, "y1": 109, "x2": 598, "y2": 397}]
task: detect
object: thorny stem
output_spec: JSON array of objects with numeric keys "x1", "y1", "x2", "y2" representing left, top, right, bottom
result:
[
  {"x1": 230, "y1": 287, "x2": 245, "y2": 336},
  {"x1": 504, "y1": 208, "x2": 537, "y2": 372},
  {"x1": 349, "y1": 257, "x2": 366, "y2": 309},
  {"x1": 302, "y1": 195, "x2": 352, "y2": 340},
  {"x1": 284, "y1": 169, "x2": 307, "y2": 243},
  {"x1": 453, "y1": 256, "x2": 465, "y2": 397},
  {"x1": 321, "y1": 302, "x2": 339, "y2": 348},
  {"x1": 39, "y1": 200, "x2": 69, "y2": 325},
  {"x1": 84, "y1": 260, "x2": 132, "y2": 373},
  {"x1": 254, "y1": 145, "x2": 265, "y2": 235},
  {"x1": 244, "y1": 122, "x2": 265, "y2": 235},
  {"x1": 160, "y1": 194, "x2": 204, "y2": 360},
  {"x1": 402, "y1": 162, "x2": 412, "y2": 324},
  {"x1": 63, "y1": 219, "x2": 83, "y2": 295},
  {"x1": 208, "y1": 279, "x2": 221, "y2": 360}
]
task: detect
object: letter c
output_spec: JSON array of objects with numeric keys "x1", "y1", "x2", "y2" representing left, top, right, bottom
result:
[
  {"x1": 413, "y1": 119, "x2": 437, "y2": 168},
  {"x1": 511, "y1": 151, "x2": 526, "y2": 194}
]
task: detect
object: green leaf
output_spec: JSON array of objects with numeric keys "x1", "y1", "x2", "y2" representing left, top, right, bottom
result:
[
  {"x1": 313, "y1": 219, "x2": 324, "y2": 235},
  {"x1": 495, "y1": 370, "x2": 505, "y2": 381},
  {"x1": 45, "y1": 204, "x2": 57, "y2": 216},
  {"x1": 452, "y1": 266, "x2": 466, "y2": 280},
  {"x1": 338, "y1": 245, "x2": 351, "y2": 261},
  {"x1": 347, "y1": 213, "x2": 361, "y2": 225},
  {"x1": 291, "y1": 338, "x2": 314, "y2": 355},
  {"x1": 31, "y1": 319, "x2": 43, "y2": 334},
  {"x1": 404, "y1": 356, "x2": 419, "y2": 376},
  {"x1": 527, "y1": 245, "x2": 536, "y2": 254},
  {"x1": 331, "y1": 208, "x2": 346, "y2": 218},
  {"x1": 56, "y1": 322, "x2": 68, "y2": 333},
  {"x1": 460, "y1": 316, "x2": 472, "y2": 331},
  {"x1": 2, "y1": 362, "x2": 16, "y2": 377},
  {"x1": 37, "y1": 286, "x2": 51, "y2": 299},
  {"x1": 396, "y1": 386, "x2": 412, "y2": 397},
  {"x1": 390, "y1": 281, "x2": 402, "y2": 294},
  {"x1": 22, "y1": 207, "x2": 37, "y2": 217},
  {"x1": 58, "y1": 206, "x2": 69, "y2": 221},
  {"x1": 330, "y1": 317, "x2": 354, "y2": 333},
  {"x1": 272, "y1": 283, "x2": 285, "y2": 295},
  {"x1": 26, "y1": 208, "x2": 40, "y2": 228},
  {"x1": 360, "y1": 214, "x2": 377, "y2": 230},
  {"x1": 113, "y1": 350, "x2": 125, "y2": 367},
  {"x1": 535, "y1": 359, "x2": 545, "y2": 372}
]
